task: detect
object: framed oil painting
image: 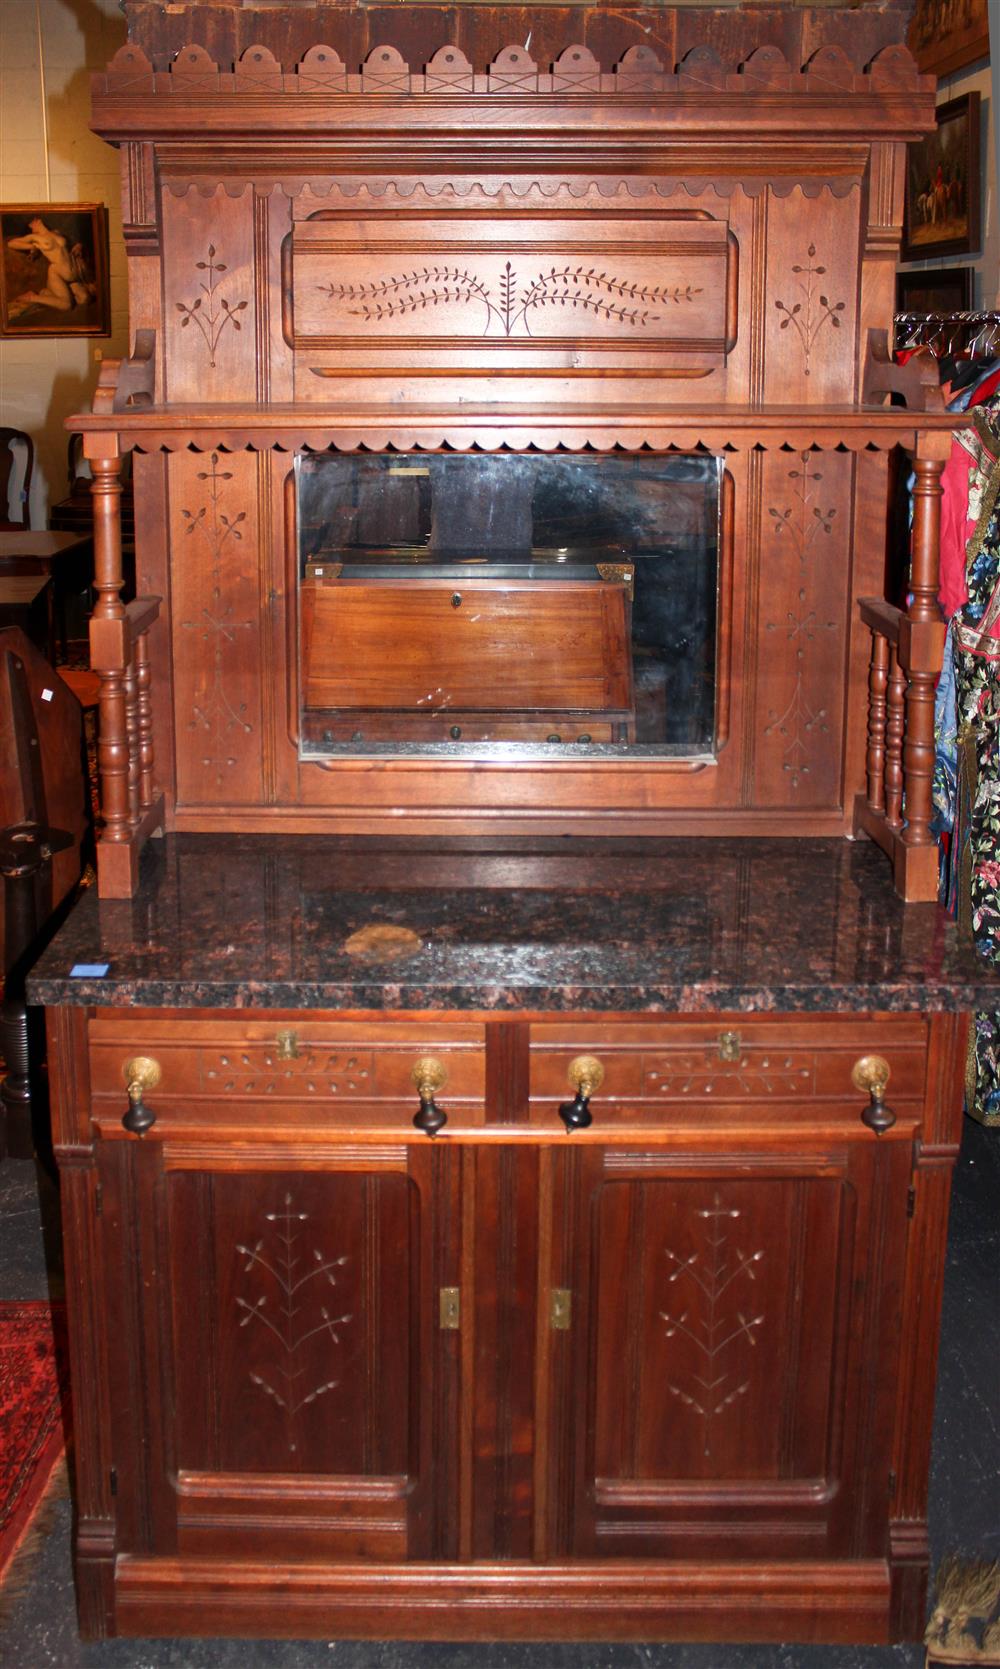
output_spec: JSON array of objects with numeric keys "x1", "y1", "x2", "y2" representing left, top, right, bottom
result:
[
  {"x1": 908, "y1": 0, "x2": 990, "y2": 78},
  {"x1": 895, "y1": 265, "x2": 973, "y2": 315},
  {"x1": 0, "y1": 203, "x2": 110, "y2": 337},
  {"x1": 902, "y1": 94, "x2": 981, "y2": 263}
]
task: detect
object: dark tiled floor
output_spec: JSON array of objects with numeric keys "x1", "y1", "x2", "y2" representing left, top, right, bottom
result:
[{"x1": 1, "y1": 1120, "x2": 997, "y2": 1669}]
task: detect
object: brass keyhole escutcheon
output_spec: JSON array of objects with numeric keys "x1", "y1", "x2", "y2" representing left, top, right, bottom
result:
[
  {"x1": 718, "y1": 1030, "x2": 742, "y2": 1063},
  {"x1": 276, "y1": 1029, "x2": 299, "y2": 1061}
]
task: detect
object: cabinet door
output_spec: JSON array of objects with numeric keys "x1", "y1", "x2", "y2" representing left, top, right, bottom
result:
[
  {"x1": 541, "y1": 1141, "x2": 911, "y2": 1562},
  {"x1": 99, "y1": 1140, "x2": 461, "y2": 1563}
]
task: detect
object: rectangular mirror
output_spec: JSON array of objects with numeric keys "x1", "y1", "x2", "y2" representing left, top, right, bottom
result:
[{"x1": 297, "y1": 452, "x2": 723, "y2": 757}]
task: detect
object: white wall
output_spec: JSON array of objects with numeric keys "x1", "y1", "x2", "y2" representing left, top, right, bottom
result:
[{"x1": 0, "y1": 0, "x2": 128, "y2": 526}]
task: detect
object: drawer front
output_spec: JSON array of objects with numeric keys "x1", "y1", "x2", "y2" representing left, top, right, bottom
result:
[
  {"x1": 528, "y1": 1017, "x2": 928, "y2": 1131},
  {"x1": 88, "y1": 1017, "x2": 486, "y2": 1134}
]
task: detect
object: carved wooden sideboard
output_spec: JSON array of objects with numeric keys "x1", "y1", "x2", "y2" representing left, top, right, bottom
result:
[
  {"x1": 40, "y1": 0, "x2": 984, "y2": 1649},
  {"x1": 74, "y1": 1, "x2": 954, "y2": 900}
]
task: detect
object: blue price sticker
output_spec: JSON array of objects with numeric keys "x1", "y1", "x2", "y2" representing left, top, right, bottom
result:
[{"x1": 69, "y1": 963, "x2": 110, "y2": 978}]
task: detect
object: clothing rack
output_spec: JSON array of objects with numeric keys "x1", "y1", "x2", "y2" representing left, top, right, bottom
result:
[{"x1": 893, "y1": 310, "x2": 1000, "y2": 360}]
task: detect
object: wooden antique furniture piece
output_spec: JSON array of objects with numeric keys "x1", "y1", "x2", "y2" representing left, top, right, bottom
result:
[{"x1": 35, "y1": 0, "x2": 986, "y2": 1648}]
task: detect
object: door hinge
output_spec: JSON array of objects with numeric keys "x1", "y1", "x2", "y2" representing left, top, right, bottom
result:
[
  {"x1": 907, "y1": 1185, "x2": 916, "y2": 1219},
  {"x1": 888, "y1": 1469, "x2": 897, "y2": 1498},
  {"x1": 109, "y1": 1467, "x2": 118, "y2": 1498},
  {"x1": 439, "y1": 1287, "x2": 460, "y2": 1330},
  {"x1": 95, "y1": 1181, "x2": 103, "y2": 1218},
  {"x1": 550, "y1": 1288, "x2": 572, "y2": 1331}
]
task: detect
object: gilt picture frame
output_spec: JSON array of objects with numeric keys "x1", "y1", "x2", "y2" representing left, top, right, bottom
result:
[
  {"x1": 0, "y1": 203, "x2": 110, "y2": 337},
  {"x1": 907, "y1": 0, "x2": 990, "y2": 78},
  {"x1": 901, "y1": 94, "x2": 981, "y2": 263}
]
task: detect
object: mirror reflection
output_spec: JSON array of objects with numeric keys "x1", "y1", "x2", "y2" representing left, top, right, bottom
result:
[{"x1": 297, "y1": 452, "x2": 721, "y2": 755}]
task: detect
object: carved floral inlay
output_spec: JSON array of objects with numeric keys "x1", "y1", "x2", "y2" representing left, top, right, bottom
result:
[
  {"x1": 660, "y1": 1194, "x2": 765, "y2": 1458},
  {"x1": 236, "y1": 1193, "x2": 353, "y2": 1451},
  {"x1": 763, "y1": 455, "x2": 837, "y2": 789},
  {"x1": 768, "y1": 455, "x2": 836, "y2": 563},
  {"x1": 180, "y1": 454, "x2": 253, "y2": 786},
  {"x1": 206, "y1": 1047, "x2": 371, "y2": 1095},
  {"x1": 319, "y1": 260, "x2": 701, "y2": 337},
  {"x1": 763, "y1": 675, "x2": 829, "y2": 789},
  {"x1": 645, "y1": 1052, "x2": 812, "y2": 1097},
  {"x1": 773, "y1": 245, "x2": 845, "y2": 377},
  {"x1": 175, "y1": 245, "x2": 248, "y2": 368}
]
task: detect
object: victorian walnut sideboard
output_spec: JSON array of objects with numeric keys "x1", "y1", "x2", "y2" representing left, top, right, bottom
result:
[{"x1": 32, "y1": 1, "x2": 990, "y2": 1646}]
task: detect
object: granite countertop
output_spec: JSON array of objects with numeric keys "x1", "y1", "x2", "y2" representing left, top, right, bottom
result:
[{"x1": 25, "y1": 833, "x2": 1000, "y2": 1013}]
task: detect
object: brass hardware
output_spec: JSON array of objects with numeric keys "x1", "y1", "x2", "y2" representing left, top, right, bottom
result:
[
  {"x1": 439, "y1": 1287, "x2": 461, "y2": 1330},
  {"x1": 851, "y1": 1054, "x2": 896, "y2": 1136},
  {"x1": 412, "y1": 1056, "x2": 448, "y2": 1136},
  {"x1": 596, "y1": 561, "x2": 635, "y2": 600},
  {"x1": 388, "y1": 467, "x2": 430, "y2": 476},
  {"x1": 718, "y1": 1030, "x2": 742, "y2": 1063},
  {"x1": 550, "y1": 1289, "x2": 572, "y2": 1331},
  {"x1": 305, "y1": 561, "x2": 342, "y2": 580},
  {"x1": 276, "y1": 1029, "x2": 299, "y2": 1061},
  {"x1": 851, "y1": 1054, "x2": 891, "y2": 1097},
  {"x1": 412, "y1": 1056, "x2": 447, "y2": 1097},
  {"x1": 122, "y1": 1055, "x2": 162, "y2": 1137},
  {"x1": 559, "y1": 1055, "x2": 604, "y2": 1132},
  {"x1": 567, "y1": 1055, "x2": 604, "y2": 1097}
]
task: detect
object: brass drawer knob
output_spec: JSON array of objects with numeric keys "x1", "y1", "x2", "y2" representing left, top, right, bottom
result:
[
  {"x1": 412, "y1": 1056, "x2": 448, "y2": 1137},
  {"x1": 122, "y1": 1055, "x2": 161, "y2": 1136},
  {"x1": 559, "y1": 1054, "x2": 604, "y2": 1132},
  {"x1": 851, "y1": 1054, "x2": 896, "y2": 1136}
]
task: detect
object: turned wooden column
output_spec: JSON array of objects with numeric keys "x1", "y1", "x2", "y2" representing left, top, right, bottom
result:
[
  {"x1": 902, "y1": 454, "x2": 946, "y2": 853},
  {"x1": 89, "y1": 453, "x2": 130, "y2": 849}
]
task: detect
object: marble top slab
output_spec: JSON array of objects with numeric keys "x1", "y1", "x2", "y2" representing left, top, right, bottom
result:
[{"x1": 26, "y1": 833, "x2": 1000, "y2": 1013}]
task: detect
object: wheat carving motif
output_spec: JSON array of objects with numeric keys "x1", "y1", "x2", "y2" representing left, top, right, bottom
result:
[
  {"x1": 320, "y1": 261, "x2": 699, "y2": 336},
  {"x1": 235, "y1": 1193, "x2": 352, "y2": 1451},
  {"x1": 660, "y1": 1194, "x2": 764, "y2": 1459}
]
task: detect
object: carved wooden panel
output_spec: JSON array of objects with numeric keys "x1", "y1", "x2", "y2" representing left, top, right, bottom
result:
[
  {"x1": 161, "y1": 185, "x2": 257, "y2": 402},
  {"x1": 288, "y1": 211, "x2": 737, "y2": 385},
  {"x1": 167, "y1": 450, "x2": 264, "y2": 805},
  {"x1": 101, "y1": 1146, "x2": 460, "y2": 1562},
  {"x1": 762, "y1": 187, "x2": 861, "y2": 405},
  {"x1": 751, "y1": 449, "x2": 854, "y2": 807},
  {"x1": 545, "y1": 1142, "x2": 911, "y2": 1560}
]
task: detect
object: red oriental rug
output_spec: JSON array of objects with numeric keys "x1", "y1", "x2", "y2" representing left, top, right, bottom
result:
[{"x1": 0, "y1": 1301, "x2": 69, "y2": 1591}]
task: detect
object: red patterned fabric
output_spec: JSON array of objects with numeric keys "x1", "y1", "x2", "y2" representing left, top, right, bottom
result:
[{"x1": 0, "y1": 1301, "x2": 69, "y2": 1586}]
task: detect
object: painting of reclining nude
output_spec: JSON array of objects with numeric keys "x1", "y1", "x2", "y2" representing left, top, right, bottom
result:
[{"x1": 0, "y1": 204, "x2": 110, "y2": 337}]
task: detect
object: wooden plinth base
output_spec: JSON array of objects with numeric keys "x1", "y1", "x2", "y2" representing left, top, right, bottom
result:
[
  {"x1": 853, "y1": 796, "x2": 941, "y2": 903},
  {"x1": 101, "y1": 1557, "x2": 896, "y2": 1644},
  {"x1": 95, "y1": 797, "x2": 166, "y2": 898}
]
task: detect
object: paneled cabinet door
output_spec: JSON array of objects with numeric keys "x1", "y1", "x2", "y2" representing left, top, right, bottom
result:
[
  {"x1": 98, "y1": 1141, "x2": 461, "y2": 1564},
  {"x1": 541, "y1": 1141, "x2": 912, "y2": 1562}
]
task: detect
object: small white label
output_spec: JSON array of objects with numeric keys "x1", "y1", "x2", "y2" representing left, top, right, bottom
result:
[{"x1": 41, "y1": 687, "x2": 53, "y2": 702}]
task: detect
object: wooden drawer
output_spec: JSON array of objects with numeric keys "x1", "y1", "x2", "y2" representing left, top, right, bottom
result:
[
  {"x1": 528, "y1": 1016, "x2": 929, "y2": 1132},
  {"x1": 88, "y1": 1016, "x2": 486, "y2": 1135}
]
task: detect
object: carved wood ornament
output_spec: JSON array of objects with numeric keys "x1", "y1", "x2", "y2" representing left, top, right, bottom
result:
[{"x1": 72, "y1": 4, "x2": 952, "y2": 898}]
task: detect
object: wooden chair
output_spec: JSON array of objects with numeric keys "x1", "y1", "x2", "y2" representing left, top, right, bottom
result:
[
  {"x1": 0, "y1": 428, "x2": 34, "y2": 531},
  {"x1": 0, "y1": 627, "x2": 89, "y2": 1159}
]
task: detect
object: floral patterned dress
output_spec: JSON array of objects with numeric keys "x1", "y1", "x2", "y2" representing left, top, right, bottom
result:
[{"x1": 944, "y1": 402, "x2": 1000, "y2": 1122}]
